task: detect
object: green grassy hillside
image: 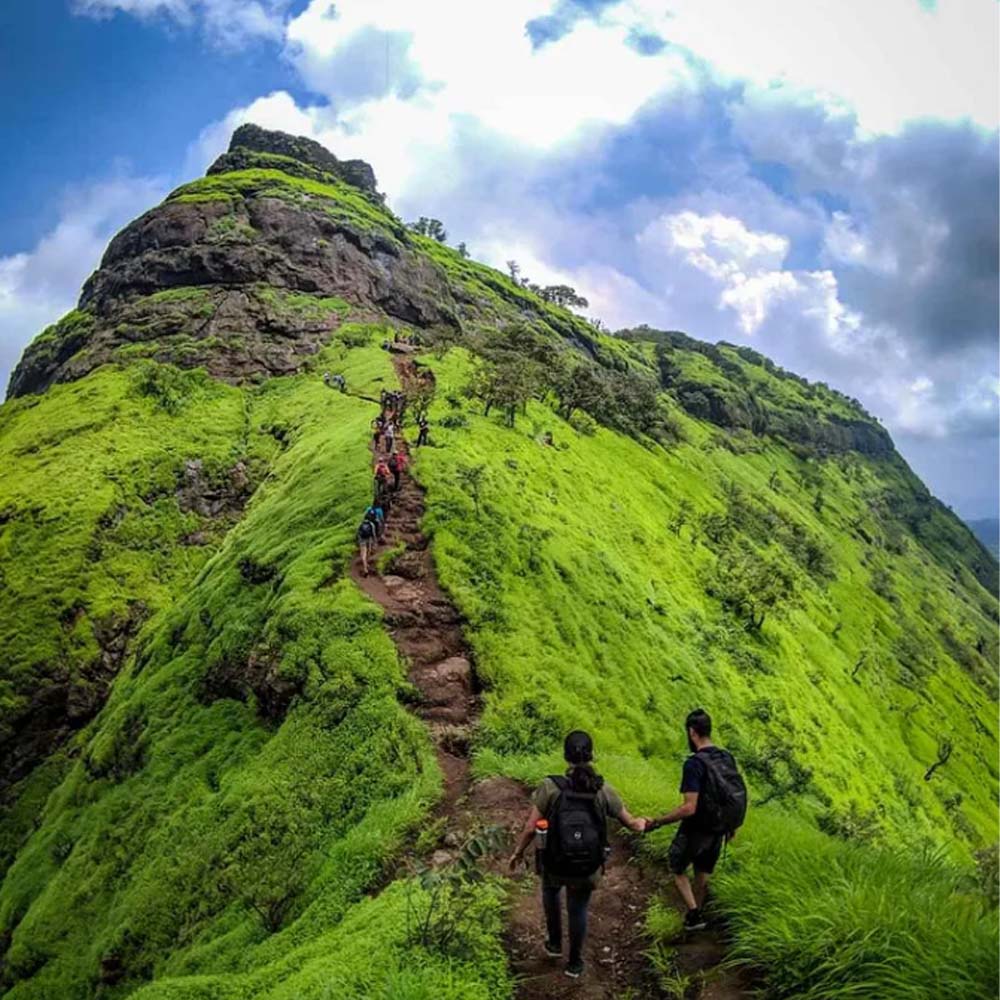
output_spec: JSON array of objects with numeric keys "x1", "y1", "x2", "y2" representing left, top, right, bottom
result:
[{"x1": 0, "y1": 132, "x2": 996, "y2": 999}]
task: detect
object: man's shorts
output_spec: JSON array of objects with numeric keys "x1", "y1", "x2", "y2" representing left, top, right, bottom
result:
[{"x1": 667, "y1": 828, "x2": 724, "y2": 875}]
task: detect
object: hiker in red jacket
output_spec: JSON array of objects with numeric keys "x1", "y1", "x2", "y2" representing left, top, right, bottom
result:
[
  {"x1": 389, "y1": 450, "x2": 408, "y2": 491},
  {"x1": 374, "y1": 457, "x2": 392, "y2": 504}
]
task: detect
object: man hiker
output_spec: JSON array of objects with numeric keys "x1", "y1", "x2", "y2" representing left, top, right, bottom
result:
[
  {"x1": 372, "y1": 415, "x2": 384, "y2": 451},
  {"x1": 388, "y1": 450, "x2": 408, "y2": 491},
  {"x1": 364, "y1": 503, "x2": 386, "y2": 542},
  {"x1": 357, "y1": 515, "x2": 377, "y2": 576},
  {"x1": 332, "y1": 373, "x2": 346, "y2": 392},
  {"x1": 383, "y1": 420, "x2": 396, "y2": 455},
  {"x1": 646, "y1": 709, "x2": 747, "y2": 931},
  {"x1": 416, "y1": 416, "x2": 429, "y2": 447},
  {"x1": 508, "y1": 731, "x2": 648, "y2": 980}
]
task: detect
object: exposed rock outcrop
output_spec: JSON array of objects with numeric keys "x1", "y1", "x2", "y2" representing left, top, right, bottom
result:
[
  {"x1": 7, "y1": 127, "x2": 460, "y2": 400},
  {"x1": 211, "y1": 123, "x2": 380, "y2": 196}
]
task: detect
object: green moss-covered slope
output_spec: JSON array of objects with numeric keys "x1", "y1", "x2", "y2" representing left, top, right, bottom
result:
[{"x1": 1, "y1": 129, "x2": 995, "y2": 999}]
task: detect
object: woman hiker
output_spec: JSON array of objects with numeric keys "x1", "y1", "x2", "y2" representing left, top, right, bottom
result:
[{"x1": 508, "y1": 731, "x2": 648, "y2": 980}]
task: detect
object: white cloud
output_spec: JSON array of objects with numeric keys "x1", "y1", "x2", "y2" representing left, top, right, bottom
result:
[
  {"x1": 623, "y1": 0, "x2": 999, "y2": 134},
  {"x1": 0, "y1": 174, "x2": 167, "y2": 396},
  {"x1": 72, "y1": 0, "x2": 291, "y2": 46},
  {"x1": 273, "y1": 0, "x2": 697, "y2": 199},
  {"x1": 183, "y1": 91, "x2": 320, "y2": 177}
]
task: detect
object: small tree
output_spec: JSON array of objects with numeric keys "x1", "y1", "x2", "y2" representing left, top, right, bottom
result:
[
  {"x1": 409, "y1": 217, "x2": 448, "y2": 242},
  {"x1": 708, "y1": 548, "x2": 796, "y2": 631},
  {"x1": 456, "y1": 241, "x2": 469, "y2": 258},
  {"x1": 470, "y1": 356, "x2": 543, "y2": 427},
  {"x1": 538, "y1": 284, "x2": 589, "y2": 309},
  {"x1": 506, "y1": 260, "x2": 521, "y2": 283},
  {"x1": 551, "y1": 359, "x2": 609, "y2": 421}
]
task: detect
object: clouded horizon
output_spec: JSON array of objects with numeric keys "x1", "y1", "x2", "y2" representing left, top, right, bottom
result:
[{"x1": 1, "y1": 0, "x2": 997, "y2": 517}]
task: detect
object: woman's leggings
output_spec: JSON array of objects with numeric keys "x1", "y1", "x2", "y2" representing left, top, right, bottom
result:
[{"x1": 542, "y1": 884, "x2": 593, "y2": 964}]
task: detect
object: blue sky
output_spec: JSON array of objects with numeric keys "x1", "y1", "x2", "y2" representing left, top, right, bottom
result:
[{"x1": 1, "y1": 0, "x2": 997, "y2": 518}]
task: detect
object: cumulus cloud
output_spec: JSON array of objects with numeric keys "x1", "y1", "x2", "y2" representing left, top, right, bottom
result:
[
  {"x1": 72, "y1": 0, "x2": 292, "y2": 46},
  {"x1": 622, "y1": 0, "x2": 999, "y2": 134},
  {"x1": 0, "y1": 173, "x2": 167, "y2": 396}
]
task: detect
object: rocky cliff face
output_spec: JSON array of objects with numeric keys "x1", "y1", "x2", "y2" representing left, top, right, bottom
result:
[{"x1": 7, "y1": 128, "x2": 459, "y2": 400}]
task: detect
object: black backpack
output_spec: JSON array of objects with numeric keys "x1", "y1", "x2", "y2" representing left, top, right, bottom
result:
[
  {"x1": 695, "y1": 748, "x2": 748, "y2": 836},
  {"x1": 543, "y1": 776, "x2": 607, "y2": 878},
  {"x1": 358, "y1": 519, "x2": 375, "y2": 541}
]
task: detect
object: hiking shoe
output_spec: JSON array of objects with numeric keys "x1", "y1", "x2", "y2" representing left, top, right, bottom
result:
[
  {"x1": 684, "y1": 907, "x2": 708, "y2": 931},
  {"x1": 543, "y1": 940, "x2": 562, "y2": 958},
  {"x1": 564, "y1": 960, "x2": 584, "y2": 979}
]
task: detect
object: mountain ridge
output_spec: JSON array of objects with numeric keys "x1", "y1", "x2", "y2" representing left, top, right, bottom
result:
[{"x1": 0, "y1": 125, "x2": 996, "y2": 1000}]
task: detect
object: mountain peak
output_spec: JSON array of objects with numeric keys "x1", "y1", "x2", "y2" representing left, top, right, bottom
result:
[{"x1": 207, "y1": 123, "x2": 379, "y2": 196}]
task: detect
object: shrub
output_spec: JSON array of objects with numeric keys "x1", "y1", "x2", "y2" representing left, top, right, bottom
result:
[{"x1": 568, "y1": 410, "x2": 598, "y2": 436}]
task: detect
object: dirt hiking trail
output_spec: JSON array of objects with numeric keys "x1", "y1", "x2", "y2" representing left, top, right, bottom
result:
[{"x1": 350, "y1": 354, "x2": 749, "y2": 999}]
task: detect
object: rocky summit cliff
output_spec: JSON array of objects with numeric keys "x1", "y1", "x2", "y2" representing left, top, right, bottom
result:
[{"x1": 0, "y1": 127, "x2": 996, "y2": 1000}]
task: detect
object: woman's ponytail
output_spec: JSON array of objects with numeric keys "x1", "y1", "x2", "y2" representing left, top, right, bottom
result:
[{"x1": 563, "y1": 730, "x2": 603, "y2": 793}]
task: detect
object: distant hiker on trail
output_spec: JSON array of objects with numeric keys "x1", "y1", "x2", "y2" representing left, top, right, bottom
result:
[
  {"x1": 364, "y1": 503, "x2": 386, "y2": 542},
  {"x1": 383, "y1": 420, "x2": 396, "y2": 455},
  {"x1": 508, "y1": 731, "x2": 648, "y2": 980},
  {"x1": 645, "y1": 709, "x2": 747, "y2": 931},
  {"x1": 374, "y1": 457, "x2": 393, "y2": 505},
  {"x1": 323, "y1": 371, "x2": 331, "y2": 387},
  {"x1": 388, "y1": 450, "x2": 408, "y2": 491},
  {"x1": 416, "y1": 416, "x2": 429, "y2": 447},
  {"x1": 357, "y1": 515, "x2": 377, "y2": 576},
  {"x1": 332, "y1": 373, "x2": 346, "y2": 392},
  {"x1": 372, "y1": 415, "x2": 385, "y2": 450}
]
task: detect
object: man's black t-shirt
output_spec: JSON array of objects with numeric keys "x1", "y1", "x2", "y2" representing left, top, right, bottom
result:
[{"x1": 679, "y1": 746, "x2": 733, "y2": 835}]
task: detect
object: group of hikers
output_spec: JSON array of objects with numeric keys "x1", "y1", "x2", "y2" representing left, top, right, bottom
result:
[
  {"x1": 509, "y1": 711, "x2": 747, "y2": 980},
  {"x1": 344, "y1": 373, "x2": 747, "y2": 983},
  {"x1": 381, "y1": 330, "x2": 421, "y2": 351},
  {"x1": 356, "y1": 388, "x2": 430, "y2": 576}
]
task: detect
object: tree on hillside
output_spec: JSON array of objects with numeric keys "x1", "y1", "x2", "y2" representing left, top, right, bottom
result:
[
  {"x1": 655, "y1": 343, "x2": 681, "y2": 387},
  {"x1": 538, "y1": 284, "x2": 589, "y2": 309},
  {"x1": 551, "y1": 358, "x2": 609, "y2": 421},
  {"x1": 456, "y1": 241, "x2": 469, "y2": 258},
  {"x1": 706, "y1": 547, "x2": 796, "y2": 631},
  {"x1": 470, "y1": 355, "x2": 544, "y2": 427},
  {"x1": 408, "y1": 217, "x2": 448, "y2": 242},
  {"x1": 506, "y1": 260, "x2": 521, "y2": 283}
]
